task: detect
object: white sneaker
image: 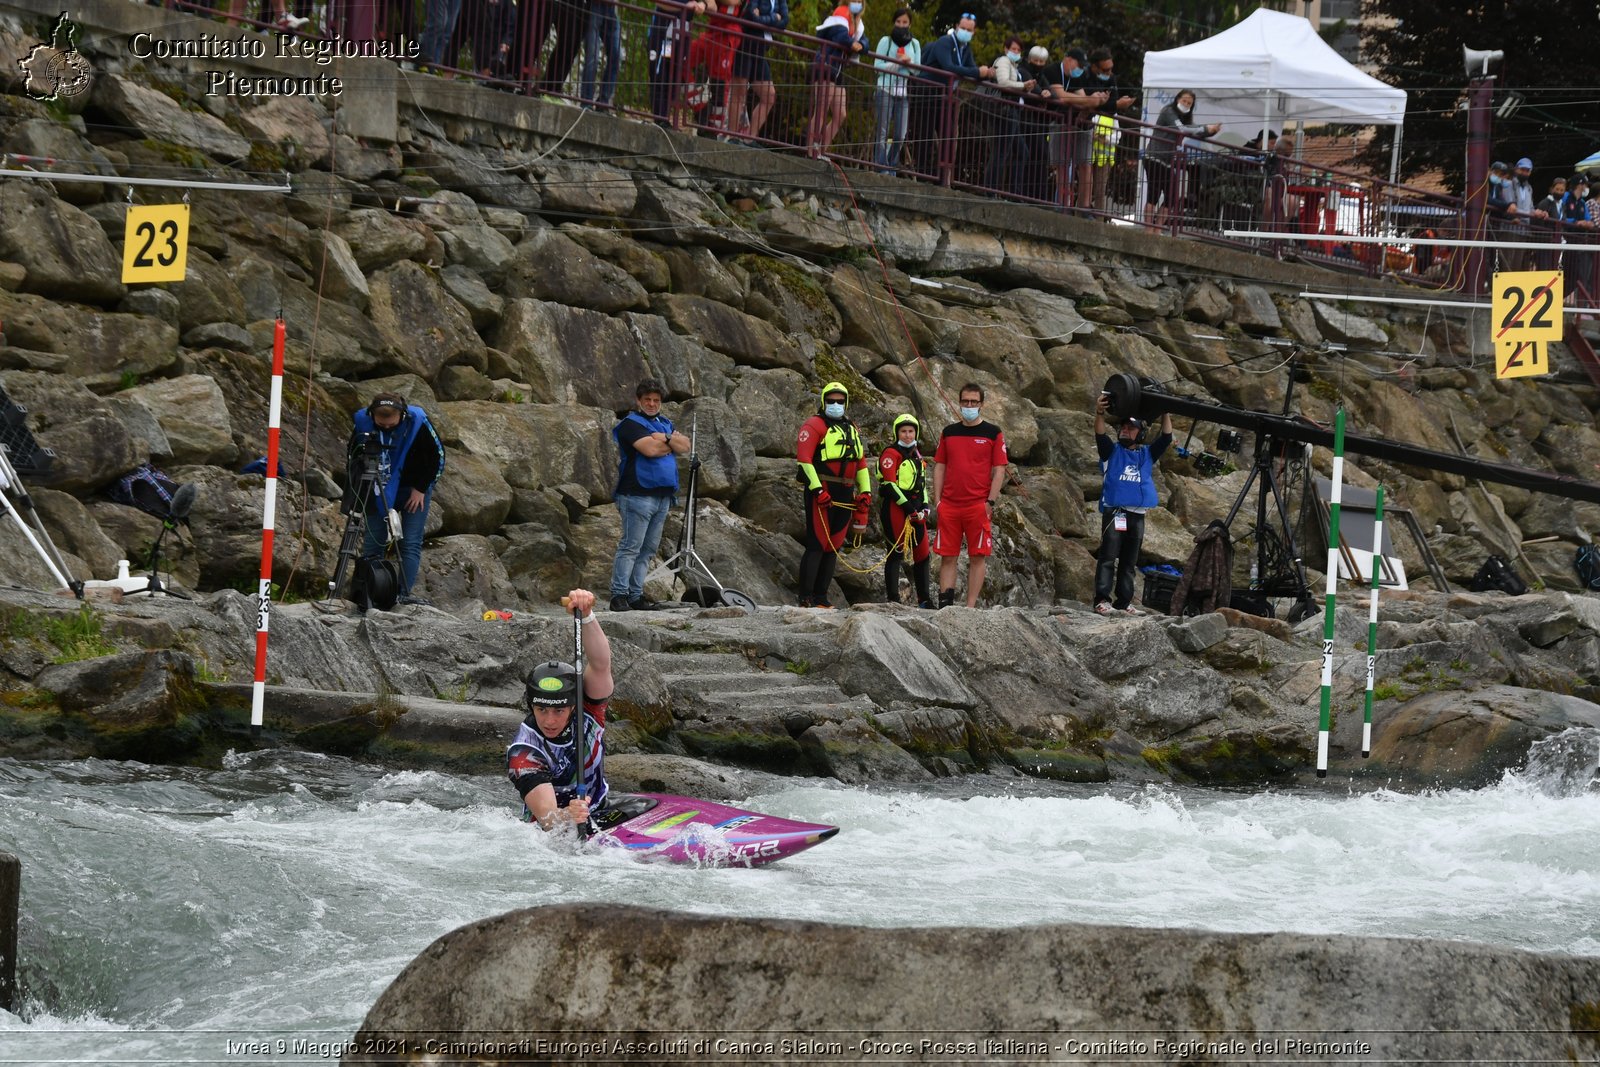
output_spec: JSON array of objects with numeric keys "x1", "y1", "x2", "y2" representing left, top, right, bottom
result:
[
  {"x1": 277, "y1": 12, "x2": 309, "y2": 29},
  {"x1": 1122, "y1": 605, "x2": 1139, "y2": 616},
  {"x1": 1093, "y1": 601, "x2": 1113, "y2": 616}
]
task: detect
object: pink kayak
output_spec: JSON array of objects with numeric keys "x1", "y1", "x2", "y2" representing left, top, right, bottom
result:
[{"x1": 588, "y1": 793, "x2": 838, "y2": 867}]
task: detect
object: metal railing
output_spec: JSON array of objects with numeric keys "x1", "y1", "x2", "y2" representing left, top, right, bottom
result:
[{"x1": 155, "y1": 0, "x2": 1600, "y2": 310}]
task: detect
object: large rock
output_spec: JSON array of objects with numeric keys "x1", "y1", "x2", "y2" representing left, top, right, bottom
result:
[
  {"x1": 1007, "y1": 288, "x2": 1090, "y2": 348},
  {"x1": 632, "y1": 183, "x2": 745, "y2": 250},
  {"x1": 1230, "y1": 284, "x2": 1283, "y2": 332},
  {"x1": 0, "y1": 182, "x2": 125, "y2": 304},
  {"x1": 0, "y1": 119, "x2": 116, "y2": 206},
  {"x1": 622, "y1": 313, "x2": 736, "y2": 401},
  {"x1": 494, "y1": 300, "x2": 648, "y2": 410},
  {"x1": 367, "y1": 261, "x2": 486, "y2": 378},
  {"x1": 651, "y1": 294, "x2": 805, "y2": 372},
  {"x1": 677, "y1": 396, "x2": 753, "y2": 499},
  {"x1": 177, "y1": 467, "x2": 344, "y2": 590},
  {"x1": 561, "y1": 227, "x2": 671, "y2": 291},
  {"x1": 660, "y1": 246, "x2": 744, "y2": 307},
  {"x1": 536, "y1": 162, "x2": 638, "y2": 218},
  {"x1": 238, "y1": 96, "x2": 331, "y2": 169},
  {"x1": 949, "y1": 305, "x2": 1051, "y2": 403},
  {"x1": 438, "y1": 401, "x2": 616, "y2": 503},
  {"x1": 34, "y1": 650, "x2": 199, "y2": 738},
  {"x1": 334, "y1": 210, "x2": 431, "y2": 273},
  {"x1": 352, "y1": 904, "x2": 1600, "y2": 1066},
  {"x1": 0, "y1": 290, "x2": 176, "y2": 389},
  {"x1": 120, "y1": 375, "x2": 238, "y2": 466},
  {"x1": 728, "y1": 368, "x2": 810, "y2": 458},
  {"x1": 825, "y1": 264, "x2": 934, "y2": 363},
  {"x1": 735, "y1": 255, "x2": 841, "y2": 343},
  {"x1": 430, "y1": 450, "x2": 513, "y2": 537},
  {"x1": 91, "y1": 74, "x2": 250, "y2": 162},
  {"x1": 1313, "y1": 301, "x2": 1389, "y2": 346},
  {"x1": 502, "y1": 228, "x2": 647, "y2": 313},
  {"x1": 999, "y1": 236, "x2": 1106, "y2": 298},
  {"x1": 927, "y1": 228, "x2": 1005, "y2": 275},
  {"x1": 0, "y1": 371, "x2": 139, "y2": 493},
  {"x1": 170, "y1": 249, "x2": 248, "y2": 330},
  {"x1": 1330, "y1": 684, "x2": 1600, "y2": 787}
]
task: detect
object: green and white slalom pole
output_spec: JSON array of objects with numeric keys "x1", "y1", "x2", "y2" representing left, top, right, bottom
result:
[
  {"x1": 1361, "y1": 485, "x2": 1385, "y2": 758},
  {"x1": 1316, "y1": 408, "x2": 1347, "y2": 779}
]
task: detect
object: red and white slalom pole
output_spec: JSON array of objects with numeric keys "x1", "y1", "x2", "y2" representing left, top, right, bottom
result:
[{"x1": 250, "y1": 318, "x2": 286, "y2": 736}]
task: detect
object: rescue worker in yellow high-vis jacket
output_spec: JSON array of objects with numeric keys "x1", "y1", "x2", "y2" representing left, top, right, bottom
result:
[
  {"x1": 795, "y1": 381, "x2": 871, "y2": 608},
  {"x1": 877, "y1": 413, "x2": 932, "y2": 607}
]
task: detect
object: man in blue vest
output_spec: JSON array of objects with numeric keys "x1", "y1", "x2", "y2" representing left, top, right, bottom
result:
[
  {"x1": 610, "y1": 378, "x2": 690, "y2": 612},
  {"x1": 350, "y1": 392, "x2": 446, "y2": 606},
  {"x1": 1093, "y1": 393, "x2": 1172, "y2": 615}
]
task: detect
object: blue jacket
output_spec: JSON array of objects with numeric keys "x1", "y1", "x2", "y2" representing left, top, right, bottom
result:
[
  {"x1": 917, "y1": 30, "x2": 980, "y2": 83},
  {"x1": 351, "y1": 405, "x2": 444, "y2": 512},
  {"x1": 614, "y1": 411, "x2": 680, "y2": 495},
  {"x1": 1097, "y1": 436, "x2": 1170, "y2": 511}
]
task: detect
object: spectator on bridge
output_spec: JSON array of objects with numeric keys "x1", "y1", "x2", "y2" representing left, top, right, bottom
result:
[
  {"x1": 1038, "y1": 47, "x2": 1105, "y2": 209},
  {"x1": 729, "y1": 0, "x2": 788, "y2": 141},
  {"x1": 1562, "y1": 174, "x2": 1596, "y2": 230},
  {"x1": 1144, "y1": 89, "x2": 1219, "y2": 227},
  {"x1": 466, "y1": 0, "x2": 517, "y2": 80},
  {"x1": 1080, "y1": 48, "x2": 1134, "y2": 216},
  {"x1": 870, "y1": 8, "x2": 920, "y2": 174},
  {"x1": 581, "y1": 0, "x2": 623, "y2": 108},
  {"x1": 984, "y1": 36, "x2": 1034, "y2": 196},
  {"x1": 1017, "y1": 45, "x2": 1054, "y2": 201},
  {"x1": 909, "y1": 14, "x2": 993, "y2": 181},
  {"x1": 647, "y1": 0, "x2": 707, "y2": 127},
  {"x1": 806, "y1": 0, "x2": 866, "y2": 156}
]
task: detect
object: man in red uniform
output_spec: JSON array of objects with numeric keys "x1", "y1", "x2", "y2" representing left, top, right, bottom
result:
[
  {"x1": 877, "y1": 412, "x2": 932, "y2": 607},
  {"x1": 932, "y1": 383, "x2": 1007, "y2": 608},
  {"x1": 795, "y1": 381, "x2": 871, "y2": 607}
]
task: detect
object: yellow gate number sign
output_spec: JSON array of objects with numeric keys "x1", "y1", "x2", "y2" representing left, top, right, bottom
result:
[
  {"x1": 1492, "y1": 269, "x2": 1562, "y2": 380},
  {"x1": 121, "y1": 204, "x2": 190, "y2": 284}
]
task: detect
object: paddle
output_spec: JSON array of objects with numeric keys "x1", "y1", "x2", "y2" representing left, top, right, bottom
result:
[{"x1": 562, "y1": 595, "x2": 597, "y2": 839}]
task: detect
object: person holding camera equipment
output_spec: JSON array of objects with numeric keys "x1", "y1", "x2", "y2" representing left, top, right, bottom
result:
[
  {"x1": 610, "y1": 378, "x2": 690, "y2": 612},
  {"x1": 348, "y1": 392, "x2": 445, "y2": 607},
  {"x1": 1092, "y1": 392, "x2": 1172, "y2": 616}
]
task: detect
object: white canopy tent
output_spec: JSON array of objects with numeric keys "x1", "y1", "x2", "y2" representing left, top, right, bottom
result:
[{"x1": 1141, "y1": 8, "x2": 1406, "y2": 168}]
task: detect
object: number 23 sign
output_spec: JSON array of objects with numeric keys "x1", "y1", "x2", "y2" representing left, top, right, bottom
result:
[
  {"x1": 121, "y1": 204, "x2": 189, "y2": 284},
  {"x1": 1492, "y1": 270, "x2": 1562, "y2": 380}
]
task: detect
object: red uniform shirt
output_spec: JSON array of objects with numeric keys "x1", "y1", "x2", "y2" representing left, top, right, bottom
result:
[{"x1": 934, "y1": 421, "x2": 1007, "y2": 507}]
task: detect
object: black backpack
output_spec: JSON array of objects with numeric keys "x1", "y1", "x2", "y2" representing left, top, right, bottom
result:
[
  {"x1": 1576, "y1": 544, "x2": 1600, "y2": 591},
  {"x1": 106, "y1": 464, "x2": 183, "y2": 520},
  {"x1": 1469, "y1": 554, "x2": 1528, "y2": 596}
]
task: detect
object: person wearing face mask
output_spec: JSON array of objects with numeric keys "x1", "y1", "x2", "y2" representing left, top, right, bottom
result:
[
  {"x1": 1079, "y1": 48, "x2": 1134, "y2": 216},
  {"x1": 1561, "y1": 174, "x2": 1595, "y2": 230},
  {"x1": 806, "y1": 0, "x2": 866, "y2": 157},
  {"x1": 1018, "y1": 45, "x2": 1053, "y2": 201},
  {"x1": 983, "y1": 35, "x2": 1034, "y2": 196},
  {"x1": 878, "y1": 413, "x2": 933, "y2": 608},
  {"x1": 1486, "y1": 161, "x2": 1516, "y2": 273},
  {"x1": 795, "y1": 382, "x2": 872, "y2": 608},
  {"x1": 1037, "y1": 47, "x2": 1107, "y2": 209},
  {"x1": 1144, "y1": 88, "x2": 1219, "y2": 227},
  {"x1": 910, "y1": 13, "x2": 994, "y2": 181},
  {"x1": 871, "y1": 8, "x2": 920, "y2": 174},
  {"x1": 931, "y1": 384, "x2": 1007, "y2": 609}
]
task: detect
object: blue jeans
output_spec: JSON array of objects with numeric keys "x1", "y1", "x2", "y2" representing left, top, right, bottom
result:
[
  {"x1": 610, "y1": 492, "x2": 672, "y2": 599},
  {"x1": 873, "y1": 88, "x2": 909, "y2": 173},
  {"x1": 581, "y1": 0, "x2": 621, "y2": 105},
  {"x1": 362, "y1": 488, "x2": 432, "y2": 595},
  {"x1": 420, "y1": 0, "x2": 464, "y2": 66}
]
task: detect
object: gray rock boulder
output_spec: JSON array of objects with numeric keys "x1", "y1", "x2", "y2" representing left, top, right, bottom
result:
[
  {"x1": 502, "y1": 228, "x2": 647, "y2": 313},
  {"x1": 367, "y1": 261, "x2": 486, "y2": 378},
  {"x1": 121, "y1": 375, "x2": 239, "y2": 466},
  {"x1": 494, "y1": 299, "x2": 648, "y2": 410},
  {"x1": 91, "y1": 74, "x2": 249, "y2": 162},
  {"x1": 536, "y1": 162, "x2": 638, "y2": 218},
  {"x1": 0, "y1": 183, "x2": 125, "y2": 305},
  {"x1": 431, "y1": 450, "x2": 513, "y2": 537},
  {"x1": 0, "y1": 371, "x2": 139, "y2": 493},
  {"x1": 1313, "y1": 301, "x2": 1389, "y2": 346},
  {"x1": 652, "y1": 294, "x2": 804, "y2": 372},
  {"x1": 728, "y1": 368, "x2": 810, "y2": 458},
  {"x1": 438, "y1": 401, "x2": 616, "y2": 503},
  {"x1": 0, "y1": 290, "x2": 176, "y2": 389}
]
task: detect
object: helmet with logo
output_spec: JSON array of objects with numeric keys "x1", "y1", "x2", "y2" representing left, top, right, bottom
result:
[
  {"x1": 524, "y1": 661, "x2": 579, "y2": 710},
  {"x1": 892, "y1": 413, "x2": 920, "y2": 433}
]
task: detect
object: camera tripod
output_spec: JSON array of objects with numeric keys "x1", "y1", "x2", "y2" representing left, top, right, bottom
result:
[
  {"x1": 645, "y1": 416, "x2": 756, "y2": 612},
  {"x1": 0, "y1": 442, "x2": 79, "y2": 596},
  {"x1": 328, "y1": 435, "x2": 400, "y2": 611},
  {"x1": 1219, "y1": 432, "x2": 1318, "y2": 623}
]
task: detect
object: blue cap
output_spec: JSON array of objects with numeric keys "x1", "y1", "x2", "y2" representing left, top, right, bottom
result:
[{"x1": 1516, "y1": 157, "x2": 1533, "y2": 170}]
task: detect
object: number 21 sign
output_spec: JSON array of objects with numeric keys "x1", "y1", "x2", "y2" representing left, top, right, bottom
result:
[
  {"x1": 1492, "y1": 270, "x2": 1562, "y2": 380},
  {"x1": 121, "y1": 204, "x2": 190, "y2": 284}
]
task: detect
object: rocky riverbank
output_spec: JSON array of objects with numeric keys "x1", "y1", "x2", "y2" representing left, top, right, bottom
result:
[
  {"x1": 3, "y1": 581, "x2": 1599, "y2": 790},
  {"x1": 0, "y1": 2, "x2": 1598, "y2": 789}
]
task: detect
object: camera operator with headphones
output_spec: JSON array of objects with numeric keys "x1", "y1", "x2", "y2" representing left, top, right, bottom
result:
[
  {"x1": 349, "y1": 392, "x2": 445, "y2": 606},
  {"x1": 1092, "y1": 393, "x2": 1171, "y2": 616}
]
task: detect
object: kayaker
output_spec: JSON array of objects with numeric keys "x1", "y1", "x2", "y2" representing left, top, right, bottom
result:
[{"x1": 505, "y1": 588, "x2": 615, "y2": 831}]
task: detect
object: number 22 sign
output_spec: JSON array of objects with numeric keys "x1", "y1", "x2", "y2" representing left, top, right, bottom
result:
[
  {"x1": 121, "y1": 204, "x2": 189, "y2": 284},
  {"x1": 1492, "y1": 270, "x2": 1562, "y2": 380}
]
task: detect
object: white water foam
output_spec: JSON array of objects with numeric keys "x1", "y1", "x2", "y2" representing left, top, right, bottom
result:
[{"x1": 0, "y1": 731, "x2": 1595, "y2": 1060}]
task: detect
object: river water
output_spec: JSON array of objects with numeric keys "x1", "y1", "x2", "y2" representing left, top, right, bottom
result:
[{"x1": 2, "y1": 731, "x2": 1598, "y2": 1064}]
